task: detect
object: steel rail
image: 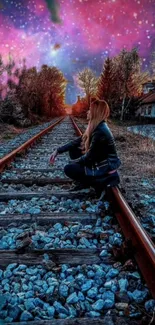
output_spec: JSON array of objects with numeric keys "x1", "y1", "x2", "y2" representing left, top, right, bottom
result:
[
  {"x1": 70, "y1": 115, "x2": 155, "y2": 298},
  {"x1": 0, "y1": 117, "x2": 64, "y2": 173}
]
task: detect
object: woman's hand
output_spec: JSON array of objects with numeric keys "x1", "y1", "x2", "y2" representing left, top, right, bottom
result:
[{"x1": 49, "y1": 149, "x2": 58, "y2": 164}]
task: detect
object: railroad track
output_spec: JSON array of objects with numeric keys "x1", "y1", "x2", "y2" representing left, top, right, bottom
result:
[{"x1": 0, "y1": 116, "x2": 155, "y2": 324}]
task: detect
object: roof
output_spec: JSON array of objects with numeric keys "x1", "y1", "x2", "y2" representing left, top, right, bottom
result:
[
  {"x1": 142, "y1": 81, "x2": 155, "y2": 85},
  {"x1": 141, "y1": 92, "x2": 155, "y2": 105},
  {"x1": 138, "y1": 90, "x2": 154, "y2": 103}
]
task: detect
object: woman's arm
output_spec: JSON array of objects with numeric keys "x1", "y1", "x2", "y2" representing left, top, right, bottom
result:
[
  {"x1": 57, "y1": 136, "x2": 82, "y2": 154},
  {"x1": 49, "y1": 136, "x2": 82, "y2": 164}
]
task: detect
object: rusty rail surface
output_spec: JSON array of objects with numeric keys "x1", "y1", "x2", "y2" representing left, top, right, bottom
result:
[
  {"x1": 70, "y1": 115, "x2": 155, "y2": 298},
  {"x1": 0, "y1": 117, "x2": 64, "y2": 173}
]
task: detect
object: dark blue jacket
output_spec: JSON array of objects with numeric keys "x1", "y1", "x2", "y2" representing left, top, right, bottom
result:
[{"x1": 57, "y1": 120, "x2": 121, "y2": 170}]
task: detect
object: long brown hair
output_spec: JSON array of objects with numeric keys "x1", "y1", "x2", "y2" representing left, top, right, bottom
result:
[{"x1": 81, "y1": 98, "x2": 110, "y2": 153}]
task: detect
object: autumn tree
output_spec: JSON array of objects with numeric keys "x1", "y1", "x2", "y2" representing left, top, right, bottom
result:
[
  {"x1": 16, "y1": 64, "x2": 67, "y2": 118},
  {"x1": 37, "y1": 65, "x2": 67, "y2": 117},
  {"x1": 76, "y1": 68, "x2": 98, "y2": 106},
  {"x1": 96, "y1": 48, "x2": 151, "y2": 120},
  {"x1": 16, "y1": 66, "x2": 39, "y2": 117},
  {"x1": 97, "y1": 57, "x2": 118, "y2": 110},
  {"x1": 114, "y1": 48, "x2": 143, "y2": 120}
]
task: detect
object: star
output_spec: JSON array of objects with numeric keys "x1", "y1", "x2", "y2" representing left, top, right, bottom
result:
[{"x1": 0, "y1": 0, "x2": 154, "y2": 104}]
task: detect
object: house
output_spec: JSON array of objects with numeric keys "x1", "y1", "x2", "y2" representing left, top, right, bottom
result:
[
  {"x1": 136, "y1": 92, "x2": 155, "y2": 118},
  {"x1": 142, "y1": 81, "x2": 155, "y2": 94}
]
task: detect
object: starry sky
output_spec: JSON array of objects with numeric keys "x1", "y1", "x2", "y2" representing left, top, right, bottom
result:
[{"x1": 0, "y1": 0, "x2": 155, "y2": 104}]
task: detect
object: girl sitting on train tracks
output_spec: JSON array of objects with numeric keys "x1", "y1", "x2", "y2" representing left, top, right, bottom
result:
[{"x1": 49, "y1": 98, "x2": 121, "y2": 198}]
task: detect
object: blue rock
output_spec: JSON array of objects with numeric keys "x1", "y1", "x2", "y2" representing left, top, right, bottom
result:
[
  {"x1": 4, "y1": 292, "x2": 11, "y2": 303},
  {"x1": 97, "y1": 294, "x2": 102, "y2": 299},
  {"x1": 145, "y1": 300, "x2": 155, "y2": 312},
  {"x1": 118, "y1": 279, "x2": 128, "y2": 292},
  {"x1": 51, "y1": 196, "x2": 59, "y2": 203},
  {"x1": 15, "y1": 265, "x2": 26, "y2": 272},
  {"x1": 59, "y1": 284, "x2": 68, "y2": 298},
  {"x1": 8, "y1": 306, "x2": 21, "y2": 320},
  {"x1": 86, "y1": 207, "x2": 94, "y2": 213},
  {"x1": 84, "y1": 300, "x2": 91, "y2": 312},
  {"x1": 2, "y1": 279, "x2": 9, "y2": 285},
  {"x1": 129, "y1": 289, "x2": 148, "y2": 303},
  {"x1": 10, "y1": 296, "x2": 18, "y2": 305},
  {"x1": 67, "y1": 293, "x2": 79, "y2": 304},
  {"x1": 60, "y1": 273, "x2": 65, "y2": 280},
  {"x1": 43, "y1": 283, "x2": 48, "y2": 291},
  {"x1": 109, "y1": 233, "x2": 123, "y2": 247},
  {"x1": 28, "y1": 207, "x2": 41, "y2": 214},
  {"x1": 26, "y1": 268, "x2": 38, "y2": 276},
  {"x1": 4, "y1": 317, "x2": 13, "y2": 322},
  {"x1": 22, "y1": 284, "x2": 28, "y2": 291},
  {"x1": 103, "y1": 216, "x2": 112, "y2": 223},
  {"x1": 87, "y1": 311, "x2": 101, "y2": 317},
  {"x1": 78, "y1": 292, "x2": 85, "y2": 301},
  {"x1": 68, "y1": 306, "x2": 77, "y2": 317},
  {"x1": 53, "y1": 223, "x2": 62, "y2": 231},
  {"x1": 30, "y1": 276, "x2": 38, "y2": 282},
  {"x1": 66, "y1": 275, "x2": 74, "y2": 282},
  {"x1": 102, "y1": 291, "x2": 114, "y2": 303},
  {"x1": 87, "y1": 287, "x2": 98, "y2": 299},
  {"x1": 128, "y1": 272, "x2": 141, "y2": 280},
  {"x1": 47, "y1": 306, "x2": 55, "y2": 317},
  {"x1": 95, "y1": 268, "x2": 106, "y2": 278},
  {"x1": 28, "y1": 282, "x2": 33, "y2": 291},
  {"x1": 25, "y1": 298, "x2": 36, "y2": 311},
  {"x1": 20, "y1": 311, "x2": 33, "y2": 321},
  {"x1": 79, "y1": 237, "x2": 91, "y2": 248},
  {"x1": 58, "y1": 313, "x2": 68, "y2": 319},
  {"x1": 87, "y1": 270, "x2": 95, "y2": 278},
  {"x1": 6, "y1": 263, "x2": 17, "y2": 271},
  {"x1": 53, "y1": 301, "x2": 68, "y2": 315},
  {"x1": 14, "y1": 283, "x2": 20, "y2": 293},
  {"x1": 47, "y1": 278, "x2": 58, "y2": 286},
  {"x1": 102, "y1": 299, "x2": 114, "y2": 309},
  {"x1": 106, "y1": 268, "x2": 119, "y2": 279},
  {"x1": 100, "y1": 250, "x2": 108, "y2": 257},
  {"x1": 0, "y1": 294, "x2": 7, "y2": 310},
  {"x1": 34, "y1": 298, "x2": 44, "y2": 308},
  {"x1": 46, "y1": 286, "x2": 55, "y2": 295},
  {"x1": 71, "y1": 225, "x2": 80, "y2": 233},
  {"x1": 25, "y1": 291, "x2": 34, "y2": 299},
  {"x1": 4, "y1": 270, "x2": 12, "y2": 278},
  {"x1": 111, "y1": 284, "x2": 118, "y2": 293},
  {"x1": 4, "y1": 284, "x2": 10, "y2": 291},
  {"x1": 92, "y1": 299, "x2": 104, "y2": 311},
  {"x1": 99, "y1": 287, "x2": 105, "y2": 294},
  {"x1": 81, "y1": 280, "x2": 93, "y2": 292},
  {"x1": 104, "y1": 280, "x2": 114, "y2": 289}
]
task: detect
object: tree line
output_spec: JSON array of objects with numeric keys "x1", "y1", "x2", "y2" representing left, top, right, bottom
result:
[
  {"x1": 73, "y1": 48, "x2": 155, "y2": 120},
  {"x1": 0, "y1": 55, "x2": 67, "y2": 127},
  {"x1": 0, "y1": 48, "x2": 155, "y2": 126}
]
